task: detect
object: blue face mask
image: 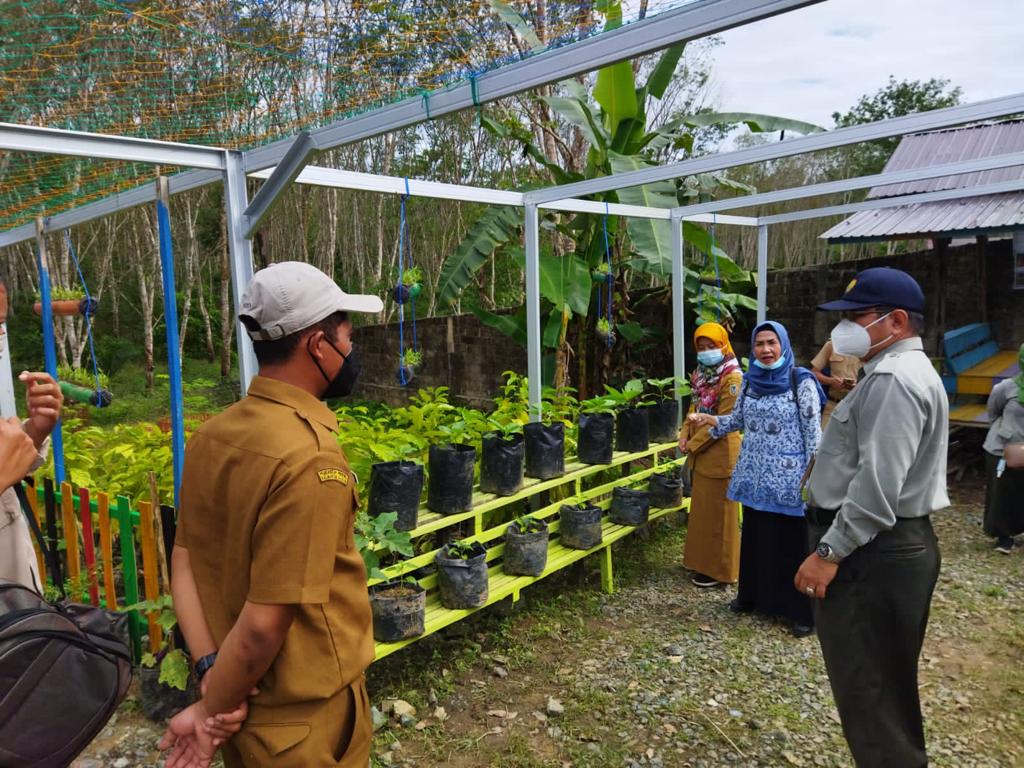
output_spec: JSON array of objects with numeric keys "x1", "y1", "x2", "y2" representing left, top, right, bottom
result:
[
  {"x1": 753, "y1": 353, "x2": 787, "y2": 371},
  {"x1": 696, "y1": 349, "x2": 724, "y2": 367}
]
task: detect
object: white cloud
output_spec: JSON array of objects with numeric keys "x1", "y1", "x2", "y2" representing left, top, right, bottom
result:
[{"x1": 708, "y1": 0, "x2": 1023, "y2": 128}]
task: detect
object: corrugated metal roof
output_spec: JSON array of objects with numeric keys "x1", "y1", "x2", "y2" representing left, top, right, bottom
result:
[
  {"x1": 821, "y1": 192, "x2": 1024, "y2": 241},
  {"x1": 822, "y1": 120, "x2": 1024, "y2": 241}
]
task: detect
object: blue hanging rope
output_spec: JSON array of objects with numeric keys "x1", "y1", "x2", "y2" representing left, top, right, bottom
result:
[
  {"x1": 406, "y1": 180, "x2": 418, "y2": 355},
  {"x1": 63, "y1": 231, "x2": 104, "y2": 405}
]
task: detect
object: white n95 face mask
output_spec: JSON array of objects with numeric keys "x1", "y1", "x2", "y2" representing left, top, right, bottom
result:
[{"x1": 830, "y1": 312, "x2": 892, "y2": 358}]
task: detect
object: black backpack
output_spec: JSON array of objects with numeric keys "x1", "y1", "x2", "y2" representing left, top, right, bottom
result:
[{"x1": 0, "y1": 485, "x2": 133, "y2": 768}]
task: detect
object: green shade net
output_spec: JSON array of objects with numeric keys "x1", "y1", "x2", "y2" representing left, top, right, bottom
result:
[{"x1": 0, "y1": 0, "x2": 700, "y2": 232}]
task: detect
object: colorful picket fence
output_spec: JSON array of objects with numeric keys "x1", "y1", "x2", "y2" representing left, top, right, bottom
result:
[{"x1": 22, "y1": 477, "x2": 175, "y2": 661}]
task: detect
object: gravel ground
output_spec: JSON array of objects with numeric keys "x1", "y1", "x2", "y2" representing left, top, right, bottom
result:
[{"x1": 74, "y1": 476, "x2": 1023, "y2": 767}]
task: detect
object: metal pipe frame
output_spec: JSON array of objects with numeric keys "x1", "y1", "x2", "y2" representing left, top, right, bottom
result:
[
  {"x1": 672, "y1": 150, "x2": 1024, "y2": 218},
  {"x1": 0, "y1": 0, "x2": 815, "y2": 247},
  {"x1": 243, "y1": 132, "x2": 319, "y2": 238},
  {"x1": 222, "y1": 152, "x2": 259, "y2": 393},
  {"x1": 756, "y1": 225, "x2": 768, "y2": 324},
  {"x1": 527, "y1": 93, "x2": 1024, "y2": 205},
  {"x1": 524, "y1": 204, "x2": 543, "y2": 421},
  {"x1": 242, "y1": 0, "x2": 823, "y2": 172},
  {"x1": 0, "y1": 123, "x2": 225, "y2": 170},
  {"x1": 250, "y1": 164, "x2": 760, "y2": 224},
  {"x1": 669, "y1": 213, "x2": 687, "y2": 408}
]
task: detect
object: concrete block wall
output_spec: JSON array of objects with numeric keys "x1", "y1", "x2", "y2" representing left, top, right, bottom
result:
[{"x1": 351, "y1": 241, "x2": 1023, "y2": 405}]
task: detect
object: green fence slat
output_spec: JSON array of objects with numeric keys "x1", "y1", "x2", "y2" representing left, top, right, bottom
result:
[{"x1": 116, "y1": 495, "x2": 142, "y2": 660}]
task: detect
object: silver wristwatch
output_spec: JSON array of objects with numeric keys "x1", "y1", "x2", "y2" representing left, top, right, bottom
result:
[{"x1": 816, "y1": 541, "x2": 842, "y2": 564}]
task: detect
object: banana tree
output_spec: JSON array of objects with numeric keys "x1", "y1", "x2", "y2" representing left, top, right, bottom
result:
[{"x1": 436, "y1": 0, "x2": 823, "y2": 394}]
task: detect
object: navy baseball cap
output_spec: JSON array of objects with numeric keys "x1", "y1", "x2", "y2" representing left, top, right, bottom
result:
[{"x1": 818, "y1": 267, "x2": 925, "y2": 313}]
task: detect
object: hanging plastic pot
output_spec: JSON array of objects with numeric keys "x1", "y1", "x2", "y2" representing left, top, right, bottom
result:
[
  {"x1": 396, "y1": 365, "x2": 416, "y2": 386},
  {"x1": 33, "y1": 297, "x2": 97, "y2": 318},
  {"x1": 559, "y1": 504, "x2": 603, "y2": 550},
  {"x1": 524, "y1": 422, "x2": 565, "y2": 480},
  {"x1": 480, "y1": 434, "x2": 525, "y2": 496},
  {"x1": 647, "y1": 399, "x2": 681, "y2": 444},
  {"x1": 648, "y1": 471, "x2": 683, "y2": 509},
  {"x1": 578, "y1": 413, "x2": 613, "y2": 465},
  {"x1": 503, "y1": 519, "x2": 549, "y2": 576},
  {"x1": 368, "y1": 461, "x2": 424, "y2": 531},
  {"x1": 436, "y1": 542, "x2": 489, "y2": 609},
  {"x1": 427, "y1": 443, "x2": 476, "y2": 515},
  {"x1": 370, "y1": 582, "x2": 426, "y2": 642},
  {"x1": 408, "y1": 283, "x2": 422, "y2": 300},
  {"x1": 616, "y1": 407, "x2": 650, "y2": 453},
  {"x1": 610, "y1": 487, "x2": 650, "y2": 527},
  {"x1": 392, "y1": 284, "x2": 411, "y2": 304}
]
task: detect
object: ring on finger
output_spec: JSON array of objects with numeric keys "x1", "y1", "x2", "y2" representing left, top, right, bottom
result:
[{"x1": 804, "y1": 585, "x2": 815, "y2": 595}]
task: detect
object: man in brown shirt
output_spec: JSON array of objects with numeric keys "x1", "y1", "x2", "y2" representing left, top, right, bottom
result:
[
  {"x1": 159, "y1": 262, "x2": 383, "y2": 767},
  {"x1": 810, "y1": 339, "x2": 861, "y2": 426}
]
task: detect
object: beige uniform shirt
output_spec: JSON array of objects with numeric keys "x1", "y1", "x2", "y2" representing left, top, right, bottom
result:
[
  {"x1": 0, "y1": 433, "x2": 49, "y2": 589},
  {"x1": 810, "y1": 340, "x2": 861, "y2": 402},
  {"x1": 806, "y1": 338, "x2": 949, "y2": 558},
  {"x1": 179, "y1": 376, "x2": 374, "y2": 711}
]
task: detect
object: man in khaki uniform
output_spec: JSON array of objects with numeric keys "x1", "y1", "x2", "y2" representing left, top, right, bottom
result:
[
  {"x1": 160, "y1": 262, "x2": 383, "y2": 768},
  {"x1": 810, "y1": 340, "x2": 860, "y2": 426},
  {"x1": 0, "y1": 371, "x2": 64, "y2": 590}
]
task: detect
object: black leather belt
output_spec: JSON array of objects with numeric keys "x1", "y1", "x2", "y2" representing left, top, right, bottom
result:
[{"x1": 805, "y1": 506, "x2": 838, "y2": 526}]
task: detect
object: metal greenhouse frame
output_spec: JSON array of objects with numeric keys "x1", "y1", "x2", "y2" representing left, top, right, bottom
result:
[{"x1": 1, "y1": 0, "x2": 1023, "y2": 498}]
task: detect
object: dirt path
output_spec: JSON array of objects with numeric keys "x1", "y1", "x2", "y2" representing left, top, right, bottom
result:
[{"x1": 74, "y1": 478, "x2": 1023, "y2": 767}]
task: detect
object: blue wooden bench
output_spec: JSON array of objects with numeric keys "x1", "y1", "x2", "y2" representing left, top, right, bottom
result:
[{"x1": 943, "y1": 323, "x2": 1020, "y2": 426}]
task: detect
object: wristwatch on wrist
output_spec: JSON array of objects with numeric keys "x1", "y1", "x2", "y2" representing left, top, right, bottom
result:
[
  {"x1": 194, "y1": 652, "x2": 218, "y2": 681},
  {"x1": 816, "y1": 541, "x2": 842, "y2": 564}
]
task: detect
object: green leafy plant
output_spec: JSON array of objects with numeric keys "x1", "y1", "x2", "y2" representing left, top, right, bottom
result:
[
  {"x1": 578, "y1": 393, "x2": 618, "y2": 416},
  {"x1": 355, "y1": 511, "x2": 414, "y2": 582},
  {"x1": 57, "y1": 364, "x2": 110, "y2": 390},
  {"x1": 595, "y1": 317, "x2": 615, "y2": 341},
  {"x1": 487, "y1": 416, "x2": 523, "y2": 439},
  {"x1": 645, "y1": 376, "x2": 690, "y2": 403},
  {"x1": 125, "y1": 595, "x2": 190, "y2": 691},
  {"x1": 444, "y1": 539, "x2": 480, "y2": 560},
  {"x1": 401, "y1": 266, "x2": 423, "y2": 287},
  {"x1": 401, "y1": 349, "x2": 423, "y2": 369},
  {"x1": 437, "y1": 419, "x2": 471, "y2": 446},
  {"x1": 35, "y1": 287, "x2": 85, "y2": 302},
  {"x1": 512, "y1": 514, "x2": 545, "y2": 534}
]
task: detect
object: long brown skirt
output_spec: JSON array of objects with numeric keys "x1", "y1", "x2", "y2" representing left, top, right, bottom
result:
[{"x1": 683, "y1": 471, "x2": 741, "y2": 583}]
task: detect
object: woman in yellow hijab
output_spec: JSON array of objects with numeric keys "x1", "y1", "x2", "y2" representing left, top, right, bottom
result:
[{"x1": 679, "y1": 322, "x2": 743, "y2": 587}]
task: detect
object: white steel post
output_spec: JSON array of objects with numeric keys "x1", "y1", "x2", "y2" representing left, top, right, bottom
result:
[
  {"x1": 757, "y1": 224, "x2": 769, "y2": 325},
  {"x1": 524, "y1": 203, "x2": 543, "y2": 421},
  {"x1": 0, "y1": 327, "x2": 15, "y2": 418},
  {"x1": 671, "y1": 214, "x2": 687, "y2": 414},
  {"x1": 223, "y1": 151, "x2": 259, "y2": 393}
]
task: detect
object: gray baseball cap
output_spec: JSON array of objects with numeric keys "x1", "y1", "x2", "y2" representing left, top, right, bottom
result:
[{"x1": 240, "y1": 261, "x2": 383, "y2": 340}]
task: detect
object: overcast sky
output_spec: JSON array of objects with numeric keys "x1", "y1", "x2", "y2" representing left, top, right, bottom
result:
[{"x1": 707, "y1": 0, "x2": 1023, "y2": 129}]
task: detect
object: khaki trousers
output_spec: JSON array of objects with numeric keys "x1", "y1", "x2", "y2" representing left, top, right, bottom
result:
[{"x1": 222, "y1": 676, "x2": 372, "y2": 767}]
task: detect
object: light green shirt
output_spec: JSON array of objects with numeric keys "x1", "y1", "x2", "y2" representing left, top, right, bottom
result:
[{"x1": 806, "y1": 337, "x2": 950, "y2": 558}]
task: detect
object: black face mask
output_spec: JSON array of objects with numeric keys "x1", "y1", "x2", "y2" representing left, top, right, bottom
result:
[{"x1": 311, "y1": 338, "x2": 361, "y2": 400}]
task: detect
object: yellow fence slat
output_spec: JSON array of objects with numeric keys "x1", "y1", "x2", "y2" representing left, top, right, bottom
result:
[
  {"x1": 60, "y1": 481, "x2": 80, "y2": 584},
  {"x1": 97, "y1": 493, "x2": 117, "y2": 611},
  {"x1": 25, "y1": 482, "x2": 45, "y2": 584}
]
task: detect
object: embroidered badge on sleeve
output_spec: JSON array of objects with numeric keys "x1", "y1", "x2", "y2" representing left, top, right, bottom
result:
[{"x1": 318, "y1": 468, "x2": 350, "y2": 485}]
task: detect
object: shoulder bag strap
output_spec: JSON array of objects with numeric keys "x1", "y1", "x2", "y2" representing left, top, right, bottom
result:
[{"x1": 13, "y1": 482, "x2": 65, "y2": 597}]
